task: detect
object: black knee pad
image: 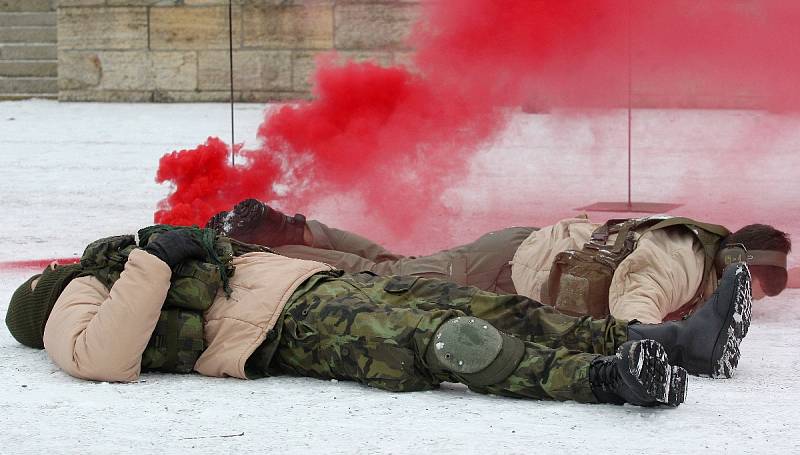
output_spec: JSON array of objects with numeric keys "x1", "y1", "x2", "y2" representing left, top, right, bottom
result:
[{"x1": 427, "y1": 316, "x2": 525, "y2": 387}]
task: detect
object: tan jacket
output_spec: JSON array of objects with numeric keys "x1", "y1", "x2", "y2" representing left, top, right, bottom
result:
[
  {"x1": 511, "y1": 216, "x2": 716, "y2": 324},
  {"x1": 43, "y1": 249, "x2": 332, "y2": 382}
]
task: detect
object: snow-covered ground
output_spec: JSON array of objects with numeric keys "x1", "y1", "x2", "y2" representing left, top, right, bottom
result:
[{"x1": 1, "y1": 100, "x2": 799, "y2": 454}]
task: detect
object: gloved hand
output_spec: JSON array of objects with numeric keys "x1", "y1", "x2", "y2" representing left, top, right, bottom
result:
[{"x1": 143, "y1": 230, "x2": 206, "y2": 268}]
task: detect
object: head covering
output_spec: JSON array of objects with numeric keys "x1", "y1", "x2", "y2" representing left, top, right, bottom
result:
[{"x1": 5, "y1": 264, "x2": 83, "y2": 349}]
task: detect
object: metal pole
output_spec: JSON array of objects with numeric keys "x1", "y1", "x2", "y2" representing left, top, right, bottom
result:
[
  {"x1": 627, "y1": 0, "x2": 632, "y2": 208},
  {"x1": 229, "y1": 0, "x2": 235, "y2": 166}
]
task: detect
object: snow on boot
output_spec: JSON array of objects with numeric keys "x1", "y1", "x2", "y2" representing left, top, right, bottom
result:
[
  {"x1": 589, "y1": 339, "x2": 687, "y2": 407},
  {"x1": 205, "y1": 199, "x2": 307, "y2": 247},
  {"x1": 628, "y1": 263, "x2": 753, "y2": 378}
]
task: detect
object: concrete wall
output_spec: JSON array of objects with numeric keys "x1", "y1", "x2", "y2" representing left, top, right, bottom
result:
[{"x1": 57, "y1": 1, "x2": 420, "y2": 102}]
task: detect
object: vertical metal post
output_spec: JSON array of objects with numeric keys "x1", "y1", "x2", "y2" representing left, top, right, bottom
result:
[
  {"x1": 229, "y1": 0, "x2": 235, "y2": 166},
  {"x1": 627, "y1": 0, "x2": 632, "y2": 208},
  {"x1": 575, "y1": 1, "x2": 682, "y2": 214}
]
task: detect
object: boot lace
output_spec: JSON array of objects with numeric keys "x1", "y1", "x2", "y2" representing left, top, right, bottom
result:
[{"x1": 590, "y1": 358, "x2": 621, "y2": 392}]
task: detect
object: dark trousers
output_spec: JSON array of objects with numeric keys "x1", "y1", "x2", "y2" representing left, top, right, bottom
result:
[{"x1": 275, "y1": 221, "x2": 536, "y2": 294}]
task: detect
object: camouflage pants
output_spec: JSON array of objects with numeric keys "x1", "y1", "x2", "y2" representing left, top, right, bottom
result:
[{"x1": 272, "y1": 272, "x2": 629, "y2": 403}]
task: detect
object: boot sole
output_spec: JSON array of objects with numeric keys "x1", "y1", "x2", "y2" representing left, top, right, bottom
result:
[
  {"x1": 207, "y1": 199, "x2": 267, "y2": 239},
  {"x1": 710, "y1": 264, "x2": 753, "y2": 379},
  {"x1": 668, "y1": 365, "x2": 688, "y2": 406},
  {"x1": 231, "y1": 198, "x2": 266, "y2": 230},
  {"x1": 623, "y1": 339, "x2": 687, "y2": 406},
  {"x1": 206, "y1": 209, "x2": 231, "y2": 233}
]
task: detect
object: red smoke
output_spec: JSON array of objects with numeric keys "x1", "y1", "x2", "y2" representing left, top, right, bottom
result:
[
  {"x1": 415, "y1": 0, "x2": 800, "y2": 109},
  {"x1": 155, "y1": 138, "x2": 282, "y2": 226},
  {"x1": 257, "y1": 59, "x2": 500, "y2": 213},
  {"x1": 155, "y1": 0, "x2": 800, "y2": 245},
  {"x1": 155, "y1": 57, "x2": 503, "y2": 231}
]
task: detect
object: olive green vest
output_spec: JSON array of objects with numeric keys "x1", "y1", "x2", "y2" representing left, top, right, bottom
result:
[
  {"x1": 542, "y1": 216, "x2": 730, "y2": 320},
  {"x1": 79, "y1": 226, "x2": 271, "y2": 373}
]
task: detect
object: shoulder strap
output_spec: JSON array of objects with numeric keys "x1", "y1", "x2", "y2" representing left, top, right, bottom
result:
[
  {"x1": 643, "y1": 216, "x2": 730, "y2": 273},
  {"x1": 646, "y1": 216, "x2": 730, "y2": 238},
  {"x1": 586, "y1": 219, "x2": 640, "y2": 256}
]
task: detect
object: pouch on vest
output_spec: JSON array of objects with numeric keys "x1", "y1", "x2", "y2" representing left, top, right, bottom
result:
[
  {"x1": 141, "y1": 309, "x2": 204, "y2": 374},
  {"x1": 164, "y1": 259, "x2": 222, "y2": 312},
  {"x1": 544, "y1": 250, "x2": 616, "y2": 318}
]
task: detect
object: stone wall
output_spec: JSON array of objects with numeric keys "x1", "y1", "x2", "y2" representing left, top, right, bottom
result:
[
  {"x1": 0, "y1": 0, "x2": 58, "y2": 99},
  {"x1": 57, "y1": 1, "x2": 420, "y2": 102}
]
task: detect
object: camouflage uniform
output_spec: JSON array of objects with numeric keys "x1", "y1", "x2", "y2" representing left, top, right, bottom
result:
[{"x1": 268, "y1": 271, "x2": 629, "y2": 403}]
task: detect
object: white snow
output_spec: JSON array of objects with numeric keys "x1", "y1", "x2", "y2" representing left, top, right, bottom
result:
[{"x1": 1, "y1": 100, "x2": 800, "y2": 454}]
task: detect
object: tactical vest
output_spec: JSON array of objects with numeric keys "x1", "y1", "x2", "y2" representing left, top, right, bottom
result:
[
  {"x1": 541, "y1": 216, "x2": 730, "y2": 320},
  {"x1": 79, "y1": 226, "x2": 272, "y2": 374}
]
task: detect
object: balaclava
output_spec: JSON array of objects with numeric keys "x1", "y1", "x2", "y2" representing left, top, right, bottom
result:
[{"x1": 5, "y1": 263, "x2": 83, "y2": 349}]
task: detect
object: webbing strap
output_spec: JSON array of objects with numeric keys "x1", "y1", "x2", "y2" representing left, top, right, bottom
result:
[
  {"x1": 647, "y1": 217, "x2": 730, "y2": 238},
  {"x1": 643, "y1": 217, "x2": 729, "y2": 305},
  {"x1": 588, "y1": 216, "x2": 730, "y2": 318},
  {"x1": 164, "y1": 310, "x2": 179, "y2": 372}
]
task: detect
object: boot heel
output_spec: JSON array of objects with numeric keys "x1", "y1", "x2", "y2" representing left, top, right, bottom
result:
[
  {"x1": 629, "y1": 339, "x2": 671, "y2": 404},
  {"x1": 591, "y1": 340, "x2": 687, "y2": 407},
  {"x1": 667, "y1": 366, "x2": 688, "y2": 406},
  {"x1": 712, "y1": 264, "x2": 753, "y2": 379},
  {"x1": 623, "y1": 339, "x2": 684, "y2": 406},
  {"x1": 733, "y1": 264, "x2": 752, "y2": 339}
]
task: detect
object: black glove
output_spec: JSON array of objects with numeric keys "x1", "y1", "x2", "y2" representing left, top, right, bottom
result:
[{"x1": 143, "y1": 230, "x2": 206, "y2": 268}]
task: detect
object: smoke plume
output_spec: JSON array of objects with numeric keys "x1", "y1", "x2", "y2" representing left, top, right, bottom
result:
[{"x1": 155, "y1": 0, "x2": 800, "y2": 248}]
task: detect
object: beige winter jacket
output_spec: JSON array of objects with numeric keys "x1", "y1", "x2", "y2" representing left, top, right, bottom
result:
[
  {"x1": 43, "y1": 249, "x2": 332, "y2": 382},
  {"x1": 511, "y1": 216, "x2": 716, "y2": 324}
]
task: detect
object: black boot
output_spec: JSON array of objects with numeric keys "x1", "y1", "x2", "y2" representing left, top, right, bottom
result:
[
  {"x1": 627, "y1": 263, "x2": 753, "y2": 378},
  {"x1": 206, "y1": 199, "x2": 307, "y2": 247},
  {"x1": 589, "y1": 339, "x2": 687, "y2": 407}
]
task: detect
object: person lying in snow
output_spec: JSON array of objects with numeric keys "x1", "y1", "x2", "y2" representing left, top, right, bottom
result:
[
  {"x1": 206, "y1": 199, "x2": 790, "y2": 324},
  {"x1": 6, "y1": 225, "x2": 753, "y2": 408}
]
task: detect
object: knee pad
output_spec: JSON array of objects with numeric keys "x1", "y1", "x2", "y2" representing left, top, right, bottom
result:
[{"x1": 427, "y1": 316, "x2": 525, "y2": 387}]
